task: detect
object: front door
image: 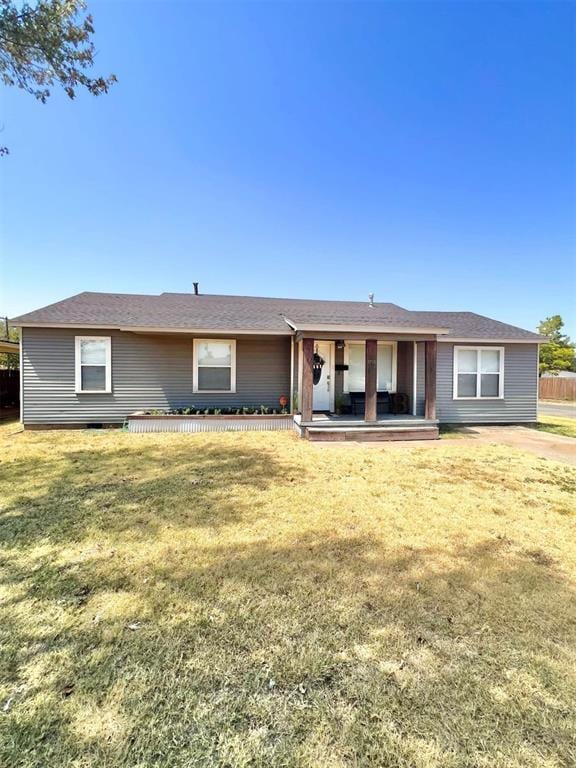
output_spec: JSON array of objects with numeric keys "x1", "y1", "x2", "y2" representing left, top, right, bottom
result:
[{"x1": 313, "y1": 341, "x2": 333, "y2": 412}]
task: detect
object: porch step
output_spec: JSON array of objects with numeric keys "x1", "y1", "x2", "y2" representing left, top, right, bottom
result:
[{"x1": 304, "y1": 426, "x2": 440, "y2": 442}]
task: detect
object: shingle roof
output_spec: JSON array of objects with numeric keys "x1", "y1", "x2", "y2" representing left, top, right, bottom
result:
[
  {"x1": 10, "y1": 291, "x2": 545, "y2": 341},
  {"x1": 409, "y1": 311, "x2": 544, "y2": 341}
]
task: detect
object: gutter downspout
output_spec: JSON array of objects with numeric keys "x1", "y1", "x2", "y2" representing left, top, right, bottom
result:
[
  {"x1": 19, "y1": 330, "x2": 23, "y2": 424},
  {"x1": 289, "y1": 335, "x2": 295, "y2": 414},
  {"x1": 412, "y1": 340, "x2": 417, "y2": 416}
]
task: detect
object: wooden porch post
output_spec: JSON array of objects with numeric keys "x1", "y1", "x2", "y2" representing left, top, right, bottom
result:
[
  {"x1": 424, "y1": 339, "x2": 437, "y2": 420},
  {"x1": 301, "y1": 337, "x2": 314, "y2": 422},
  {"x1": 365, "y1": 339, "x2": 378, "y2": 422}
]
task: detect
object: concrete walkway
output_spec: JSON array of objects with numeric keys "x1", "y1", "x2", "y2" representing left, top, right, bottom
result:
[{"x1": 539, "y1": 401, "x2": 576, "y2": 418}]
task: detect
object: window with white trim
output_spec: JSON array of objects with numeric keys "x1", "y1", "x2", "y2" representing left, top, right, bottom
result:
[
  {"x1": 193, "y1": 339, "x2": 236, "y2": 392},
  {"x1": 454, "y1": 346, "x2": 504, "y2": 399},
  {"x1": 75, "y1": 336, "x2": 112, "y2": 393},
  {"x1": 344, "y1": 342, "x2": 397, "y2": 392}
]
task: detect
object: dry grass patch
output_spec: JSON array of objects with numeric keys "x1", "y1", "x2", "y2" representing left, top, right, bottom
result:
[{"x1": 1, "y1": 423, "x2": 575, "y2": 767}]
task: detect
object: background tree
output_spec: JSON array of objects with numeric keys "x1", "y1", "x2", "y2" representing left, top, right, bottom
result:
[
  {"x1": 0, "y1": 0, "x2": 116, "y2": 152},
  {"x1": 0, "y1": 324, "x2": 19, "y2": 370},
  {"x1": 538, "y1": 315, "x2": 576, "y2": 375}
]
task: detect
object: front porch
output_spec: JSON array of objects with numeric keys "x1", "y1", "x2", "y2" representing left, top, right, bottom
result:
[
  {"x1": 295, "y1": 334, "x2": 439, "y2": 441},
  {"x1": 294, "y1": 413, "x2": 439, "y2": 441}
]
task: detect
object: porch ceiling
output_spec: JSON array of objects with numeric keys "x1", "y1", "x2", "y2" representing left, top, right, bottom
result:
[{"x1": 0, "y1": 340, "x2": 19, "y2": 354}]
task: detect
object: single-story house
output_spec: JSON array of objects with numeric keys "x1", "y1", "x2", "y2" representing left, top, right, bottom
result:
[{"x1": 10, "y1": 290, "x2": 546, "y2": 440}]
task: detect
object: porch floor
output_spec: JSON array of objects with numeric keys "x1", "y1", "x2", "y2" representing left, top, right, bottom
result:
[{"x1": 304, "y1": 413, "x2": 437, "y2": 426}]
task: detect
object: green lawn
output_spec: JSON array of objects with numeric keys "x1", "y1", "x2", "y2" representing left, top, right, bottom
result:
[
  {"x1": 1, "y1": 424, "x2": 575, "y2": 767},
  {"x1": 536, "y1": 413, "x2": 576, "y2": 439}
]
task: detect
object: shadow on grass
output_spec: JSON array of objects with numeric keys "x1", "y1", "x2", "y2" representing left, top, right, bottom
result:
[
  {"x1": 0, "y1": 406, "x2": 19, "y2": 424},
  {"x1": 0, "y1": 438, "x2": 301, "y2": 548},
  {"x1": 533, "y1": 419, "x2": 576, "y2": 440},
  {"x1": 438, "y1": 424, "x2": 482, "y2": 439},
  {"x1": 2, "y1": 527, "x2": 575, "y2": 767}
]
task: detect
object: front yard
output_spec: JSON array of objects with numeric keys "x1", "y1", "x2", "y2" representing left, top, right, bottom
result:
[{"x1": 1, "y1": 425, "x2": 575, "y2": 767}]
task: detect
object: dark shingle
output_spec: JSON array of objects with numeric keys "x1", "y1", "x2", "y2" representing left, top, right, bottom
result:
[{"x1": 10, "y1": 291, "x2": 544, "y2": 341}]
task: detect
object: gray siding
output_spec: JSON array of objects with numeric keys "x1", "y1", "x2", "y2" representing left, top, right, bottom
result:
[
  {"x1": 21, "y1": 329, "x2": 538, "y2": 426},
  {"x1": 436, "y1": 343, "x2": 538, "y2": 423},
  {"x1": 22, "y1": 328, "x2": 291, "y2": 424}
]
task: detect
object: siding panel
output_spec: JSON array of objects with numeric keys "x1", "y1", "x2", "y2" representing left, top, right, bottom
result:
[
  {"x1": 22, "y1": 328, "x2": 291, "y2": 424},
  {"x1": 436, "y1": 343, "x2": 538, "y2": 423}
]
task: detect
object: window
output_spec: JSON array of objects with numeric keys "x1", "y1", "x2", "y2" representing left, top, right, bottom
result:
[
  {"x1": 193, "y1": 339, "x2": 236, "y2": 392},
  {"x1": 454, "y1": 346, "x2": 504, "y2": 399},
  {"x1": 75, "y1": 336, "x2": 111, "y2": 393},
  {"x1": 377, "y1": 344, "x2": 395, "y2": 391},
  {"x1": 347, "y1": 343, "x2": 365, "y2": 391},
  {"x1": 344, "y1": 342, "x2": 397, "y2": 392}
]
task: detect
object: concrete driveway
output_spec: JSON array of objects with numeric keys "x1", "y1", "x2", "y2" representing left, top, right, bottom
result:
[
  {"x1": 539, "y1": 401, "x2": 576, "y2": 418},
  {"x1": 463, "y1": 425, "x2": 576, "y2": 466},
  {"x1": 318, "y1": 424, "x2": 576, "y2": 466}
]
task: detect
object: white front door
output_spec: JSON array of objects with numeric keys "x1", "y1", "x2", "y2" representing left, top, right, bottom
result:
[{"x1": 313, "y1": 341, "x2": 333, "y2": 412}]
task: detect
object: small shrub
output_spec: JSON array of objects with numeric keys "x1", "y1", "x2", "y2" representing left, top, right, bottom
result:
[{"x1": 140, "y1": 404, "x2": 291, "y2": 417}]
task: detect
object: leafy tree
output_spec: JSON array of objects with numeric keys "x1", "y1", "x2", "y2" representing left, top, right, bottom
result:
[
  {"x1": 0, "y1": 0, "x2": 116, "y2": 152},
  {"x1": 538, "y1": 315, "x2": 576, "y2": 375},
  {"x1": 0, "y1": 325, "x2": 19, "y2": 370}
]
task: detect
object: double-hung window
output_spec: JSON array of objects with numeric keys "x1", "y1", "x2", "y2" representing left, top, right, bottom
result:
[
  {"x1": 454, "y1": 346, "x2": 504, "y2": 399},
  {"x1": 193, "y1": 339, "x2": 236, "y2": 392},
  {"x1": 344, "y1": 342, "x2": 397, "y2": 392},
  {"x1": 75, "y1": 336, "x2": 112, "y2": 393}
]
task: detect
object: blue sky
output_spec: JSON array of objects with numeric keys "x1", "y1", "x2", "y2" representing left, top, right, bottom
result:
[{"x1": 1, "y1": 0, "x2": 574, "y2": 336}]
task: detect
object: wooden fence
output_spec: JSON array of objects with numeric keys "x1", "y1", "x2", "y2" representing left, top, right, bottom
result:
[
  {"x1": 0, "y1": 369, "x2": 19, "y2": 406},
  {"x1": 539, "y1": 377, "x2": 576, "y2": 401}
]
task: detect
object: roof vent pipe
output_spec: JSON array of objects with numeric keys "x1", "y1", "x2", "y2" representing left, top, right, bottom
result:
[
  {"x1": 368, "y1": 292, "x2": 375, "y2": 307},
  {"x1": 193, "y1": 282, "x2": 199, "y2": 295}
]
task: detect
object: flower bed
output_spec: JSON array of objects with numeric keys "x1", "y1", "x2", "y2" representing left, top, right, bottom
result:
[
  {"x1": 140, "y1": 406, "x2": 288, "y2": 416},
  {"x1": 128, "y1": 409, "x2": 294, "y2": 433}
]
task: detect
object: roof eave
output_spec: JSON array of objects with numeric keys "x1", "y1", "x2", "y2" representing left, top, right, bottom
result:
[
  {"x1": 0, "y1": 340, "x2": 19, "y2": 353},
  {"x1": 11, "y1": 321, "x2": 293, "y2": 335},
  {"x1": 439, "y1": 336, "x2": 546, "y2": 343},
  {"x1": 288, "y1": 322, "x2": 451, "y2": 334}
]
